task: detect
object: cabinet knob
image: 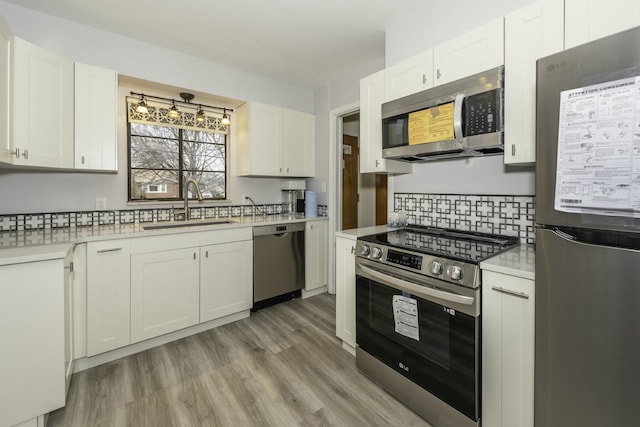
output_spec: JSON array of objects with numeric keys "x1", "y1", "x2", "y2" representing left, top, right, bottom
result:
[
  {"x1": 81, "y1": 155, "x2": 85, "y2": 164},
  {"x1": 22, "y1": 149, "x2": 28, "y2": 159},
  {"x1": 350, "y1": 246, "x2": 355, "y2": 254},
  {"x1": 193, "y1": 252, "x2": 197, "y2": 260},
  {"x1": 422, "y1": 73, "x2": 427, "y2": 84},
  {"x1": 437, "y1": 69, "x2": 442, "y2": 79},
  {"x1": 206, "y1": 250, "x2": 209, "y2": 258},
  {"x1": 375, "y1": 159, "x2": 380, "y2": 168},
  {"x1": 9, "y1": 148, "x2": 20, "y2": 159}
]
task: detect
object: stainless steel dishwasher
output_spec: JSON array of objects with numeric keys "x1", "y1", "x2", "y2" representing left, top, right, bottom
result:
[{"x1": 252, "y1": 223, "x2": 305, "y2": 310}]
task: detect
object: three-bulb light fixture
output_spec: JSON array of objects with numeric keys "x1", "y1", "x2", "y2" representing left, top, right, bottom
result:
[{"x1": 132, "y1": 91, "x2": 232, "y2": 126}]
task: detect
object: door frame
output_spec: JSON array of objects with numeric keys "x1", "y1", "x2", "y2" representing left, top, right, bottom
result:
[{"x1": 328, "y1": 101, "x2": 359, "y2": 294}]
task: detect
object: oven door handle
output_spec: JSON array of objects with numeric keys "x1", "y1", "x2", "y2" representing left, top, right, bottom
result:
[{"x1": 358, "y1": 265, "x2": 475, "y2": 306}]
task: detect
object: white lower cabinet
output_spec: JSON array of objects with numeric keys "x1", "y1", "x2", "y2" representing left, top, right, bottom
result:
[
  {"x1": 130, "y1": 248, "x2": 200, "y2": 343},
  {"x1": 0, "y1": 258, "x2": 66, "y2": 427},
  {"x1": 87, "y1": 240, "x2": 131, "y2": 356},
  {"x1": 335, "y1": 235, "x2": 356, "y2": 349},
  {"x1": 200, "y1": 240, "x2": 253, "y2": 322},
  {"x1": 305, "y1": 220, "x2": 328, "y2": 291},
  {"x1": 482, "y1": 270, "x2": 535, "y2": 427}
]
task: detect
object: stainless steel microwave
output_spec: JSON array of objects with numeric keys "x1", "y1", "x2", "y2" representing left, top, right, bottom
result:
[{"x1": 382, "y1": 66, "x2": 504, "y2": 162}]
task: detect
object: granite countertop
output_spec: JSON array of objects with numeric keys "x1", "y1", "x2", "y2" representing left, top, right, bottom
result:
[
  {"x1": 480, "y1": 244, "x2": 535, "y2": 280},
  {"x1": 0, "y1": 214, "x2": 328, "y2": 265}
]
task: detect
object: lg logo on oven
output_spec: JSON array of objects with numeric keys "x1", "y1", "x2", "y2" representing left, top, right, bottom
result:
[
  {"x1": 399, "y1": 362, "x2": 410, "y2": 372},
  {"x1": 443, "y1": 307, "x2": 456, "y2": 316}
]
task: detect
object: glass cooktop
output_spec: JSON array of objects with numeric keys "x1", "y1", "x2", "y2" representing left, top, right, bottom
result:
[{"x1": 359, "y1": 226, "x2": 519, "y2": 264}]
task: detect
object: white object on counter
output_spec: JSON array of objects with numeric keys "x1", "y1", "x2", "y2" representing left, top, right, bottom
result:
[{"x1": 305, "y1": 191, "x2": 317, "y2": 218}]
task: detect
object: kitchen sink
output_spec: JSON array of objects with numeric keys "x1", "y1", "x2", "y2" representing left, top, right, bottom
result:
[{"x1": 143, "y1": 220, "x2": 235, "y2": 230}]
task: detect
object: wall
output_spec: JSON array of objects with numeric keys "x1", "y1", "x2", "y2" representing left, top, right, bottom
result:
[{"x1": 0, "y1": 1, "x2": 315, "y2": 215}]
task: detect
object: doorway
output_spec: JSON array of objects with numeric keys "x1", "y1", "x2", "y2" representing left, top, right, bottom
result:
[{"x1": 339, "y1": 112, "x2": 387, "y2": 231}]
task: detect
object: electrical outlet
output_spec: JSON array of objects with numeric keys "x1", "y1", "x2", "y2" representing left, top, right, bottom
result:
[
  {"x1": 96, "y1": 197, "x2": 107, "y2": 210},
  {"x1": 241, "y1": 194, "x2": 249, "y2": 204}
]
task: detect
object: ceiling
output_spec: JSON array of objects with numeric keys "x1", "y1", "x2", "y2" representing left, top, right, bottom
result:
[{"x1": 4, "y1": 0, "x2": 412, "y2": 90}]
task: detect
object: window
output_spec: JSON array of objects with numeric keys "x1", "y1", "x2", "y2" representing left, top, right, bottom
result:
[{"x1": 127, "y1": 99, "x2": 228, "y2": 201}]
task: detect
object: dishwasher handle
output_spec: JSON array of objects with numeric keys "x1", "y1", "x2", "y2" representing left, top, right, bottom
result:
[{"x1": 253, "y1": 222, "x2": 306, "y2": 237}]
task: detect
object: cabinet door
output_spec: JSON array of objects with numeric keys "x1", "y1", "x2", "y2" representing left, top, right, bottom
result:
[
  {"x1": 131, "y1": 248, "x2": 200, "y2": 343},
  {"x1": 0, "y1": 259, "x2": 65, "y2": 427},
  {"x1": 433, "y1": 17, "x2": 504, "y2": 86},
  {"x1": 335, "y1": 236, "x2": 356, "y2": 347},
  {"x1": 242, "y1": 101, "x2": 283, "y2": 176},
  {"x1": 384, "y1": 49, "x2": 434, "y2": 102},
  {"x1": 359, "y1": 70, "x2": 412, "y2": 174},
  {"x1": 305, "y1": 220, "x2": 327, "y2": 291},
  {"x1": 283, "y1": 108, "x2": 315, "y2": 176},
  {"x1": 504, "y1": 0, "x2": 564, "y2": 165},
  {"x1": 63, "y1": 250, "x2": 74, "y2": 395},
  {"x1": 74, "y1": 63, "x2": 117, "y2": 171},
  {"x1": 87, "y1": 240, "x2": 131, "y2": 356},
  {"x1": 12, "y1": 37, "x2": 73, "y2": 168},
  {"x1": 200, "y1": 240, "x2": 253, "y2": 322},
  {"x1": 565, "y1": 0, "x2": 640, "y2": 49},
  {"x1": 0, "y1": 17, "x2": 11, "y2": 164},
  {"x1": 482, "y1": 270, "x2": 535, "y2": 427}
]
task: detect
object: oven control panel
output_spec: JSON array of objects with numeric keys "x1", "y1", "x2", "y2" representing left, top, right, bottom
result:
[
  {"x1": 386, "y1": 249, "x2": 423, "y2": 270},
  {"x1": 355, "y1": 241, "x2": 479, "y2": 288}
]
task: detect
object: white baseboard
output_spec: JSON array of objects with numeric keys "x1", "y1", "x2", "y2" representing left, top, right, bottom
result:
[
  {"x1": 73, "y1": 310, "x2": 250, "y2": 372},
  {"x1": 302, "y1": 286, "x2": 327, "y2": 299}
]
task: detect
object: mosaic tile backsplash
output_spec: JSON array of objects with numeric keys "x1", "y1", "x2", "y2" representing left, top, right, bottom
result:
[
  {"x1": 394, "y1": 193, "x2": 535, "y2": 244},
  {"x1": 0, "y1": 204, "x2": 329, "y2": 233}
]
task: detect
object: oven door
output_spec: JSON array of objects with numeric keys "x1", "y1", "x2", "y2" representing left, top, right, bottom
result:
[{"x1": 355, "y1": 259, "x2": 480, "y2": 421}]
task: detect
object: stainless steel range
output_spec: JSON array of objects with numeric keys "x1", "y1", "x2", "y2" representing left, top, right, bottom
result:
[{"x1": 354, "y1": 226, "x2": 518, "y2": 427}]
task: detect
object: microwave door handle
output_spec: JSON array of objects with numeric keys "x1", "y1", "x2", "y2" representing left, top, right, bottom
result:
[
  {"x1": 453, "y1": 93, "x2": 464, "y2": 141},
  {"x1": 358, "y1": 264, "x2": 475, "y2": 306}
]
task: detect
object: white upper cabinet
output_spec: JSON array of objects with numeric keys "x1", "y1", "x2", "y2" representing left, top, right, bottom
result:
[
  {"x1": 384, "y1": 49, "x2": 434, "y2": 102},
  {"x1": 283, "y1": 108, "x2": 315, "y2": 176},
  {"x1": 74, "y1": 63, "x2": 117, "y2": 171},
  {"x1": 359, "y1": 70, "x2": 412, "y2": 174},
  {"x1": 433, "y1": 17, "x2": 505, "y2": 86},
  {"x1": 504, "y1": 0, "x2": 564, "y2": 164},
  {"x1": 236, "y1": 101, "x2": 315, "y2": 177},
  {"x1": 10, "y1": 37, "x2": 74, "y2": 168},
  {"x1": 565, "y1": 0, "x2": 640, "y2": 49}
]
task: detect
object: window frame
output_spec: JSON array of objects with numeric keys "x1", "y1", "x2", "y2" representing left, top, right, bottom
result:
[{"x1": 127, "y1": 122, "x2": 229, "y2": 203}]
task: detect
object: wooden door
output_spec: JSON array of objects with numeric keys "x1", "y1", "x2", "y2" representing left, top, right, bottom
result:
[
  {"x1": 342, "y1": 134, "x2": 359, "y2": 230},
  {"x1": 375, "y1": 174, "x2": 387, "y2": 225}
]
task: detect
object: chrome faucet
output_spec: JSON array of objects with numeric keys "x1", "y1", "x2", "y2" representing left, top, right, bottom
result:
[{"x1": 183, "y1": 178, "x2": 204, "y2": 220}]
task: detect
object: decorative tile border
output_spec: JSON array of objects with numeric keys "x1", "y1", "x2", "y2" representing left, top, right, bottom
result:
[
  {"x1": 0, "y1": 204, "x2": 329, "y2": 233},
  {"x1": 394, "y1": 193, "x2": 535, "y2": 244}
]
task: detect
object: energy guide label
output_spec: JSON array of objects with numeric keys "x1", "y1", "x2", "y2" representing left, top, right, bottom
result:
[
  {"x1": 392, "y1": 295, "x2": 419, "y2": 341},
  {"x1": 554, "y1": 76, "x2": 640, "y2": 217}
]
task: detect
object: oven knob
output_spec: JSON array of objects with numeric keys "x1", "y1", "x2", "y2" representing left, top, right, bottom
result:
[
  {"x1": 371, "y1": 247, "x2": 383, "y2": 259},
  {"x1": 431, "y1": 261, "x2": 443, "y2": 275},
  {"x1": 360, "y1": 245, "x2": 371, "y2": 256},
  {"x1": 449, "y1": 265, "x2": 463, "y2": 281}
]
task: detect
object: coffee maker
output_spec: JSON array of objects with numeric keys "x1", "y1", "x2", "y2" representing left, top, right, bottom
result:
[{"x1": 281, "y1": 180, "x2": 306, "y2": 214}]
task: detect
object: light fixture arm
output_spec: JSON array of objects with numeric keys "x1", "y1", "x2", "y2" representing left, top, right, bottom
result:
[{"x1": 129, "y1": 91, "x2": 233, "y2": 115}]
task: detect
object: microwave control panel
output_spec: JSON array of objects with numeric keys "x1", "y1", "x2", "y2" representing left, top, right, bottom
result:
[{"x1": 463, "y1": 89, "x2": 501, "y2": 136}]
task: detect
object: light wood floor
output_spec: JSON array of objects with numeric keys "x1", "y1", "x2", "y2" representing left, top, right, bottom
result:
[{"x1": 49, "y1": 293, "x2": 431, "y2": 427}]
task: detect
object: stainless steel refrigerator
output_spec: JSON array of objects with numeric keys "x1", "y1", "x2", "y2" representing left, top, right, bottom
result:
[{"x1": 535, "y1": 26, "x2": 640, "y2": 427}]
